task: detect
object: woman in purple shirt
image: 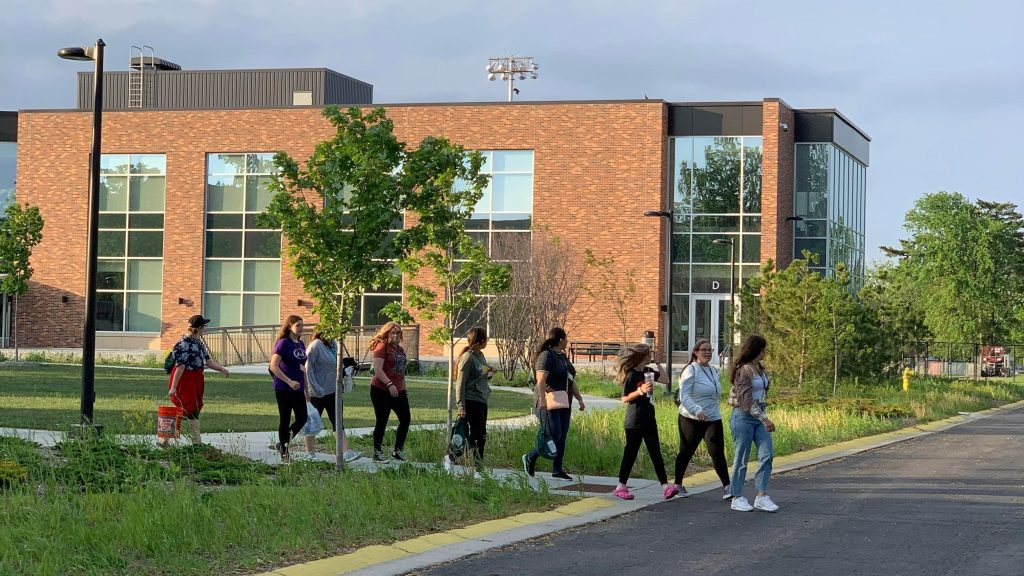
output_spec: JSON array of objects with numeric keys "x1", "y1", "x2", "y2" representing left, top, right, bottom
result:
[{"x1": 269, "y1": 314, "x2": 308, "y2": 463}]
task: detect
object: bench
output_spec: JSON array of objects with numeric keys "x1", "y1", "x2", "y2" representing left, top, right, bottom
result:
[{"x1": 569, "y1": 341, "x2": 624, "y2": 363}]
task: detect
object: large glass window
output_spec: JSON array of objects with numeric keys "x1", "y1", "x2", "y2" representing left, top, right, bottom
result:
[
  {"x1": 794, "y1": 143, "x2": 867, "y2": 289},
  {"x1": 97, "y1": 154, "x2": 165, "y2": 331},
  {"x1": 458, "y1": 150, "x2": 534, "y2": 331},
  {"x1": 0, "y1": 142, "x2": 15, "y2": 213},
  {"x1": 203, "y1": 153, "x2": 281, "y2": 327}
]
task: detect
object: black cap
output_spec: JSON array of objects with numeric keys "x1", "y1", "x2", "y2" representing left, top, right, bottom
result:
[{"x1": 188, "y1": 314, "x2": 211, "y2": 328}]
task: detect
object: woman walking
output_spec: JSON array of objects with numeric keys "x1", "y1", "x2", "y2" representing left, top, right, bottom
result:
[
  {"x1": 673, "y1": 338, "x2": 730, "y2": 499},
  {"x1": 522, "y1": 327, "x2": 585, "y2": 481},
  {"x1": 270, "y1": 315, "x2": 308, "y2": 463},
  {"x1": 303, "y1": 330, "x2": 362, "y2": 463},
  {"x1": 369, "y1": 322, "x2": 411, "y2": 463},
  {"x1": 166, "y1": 314, "x2": 230, "y2": 445},
  {"x1": 448, "y1": 327, "x2": 494, "y2": 469},
  {"x1": 612, "y1": 342, "x2": 679, "y2": 500},
  {"x1": 727, "y1": 334, "x2": 779, "y2": 512}
]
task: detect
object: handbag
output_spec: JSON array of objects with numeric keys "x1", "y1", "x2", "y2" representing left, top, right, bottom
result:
[
  {"x1": 544, "y1": 389, "x2": 570, "y2": 410},
  {"x1": 341, "y1": 365, "x2": 355, "y2": 394},
  {"x1": 303, "y1": 402, "x2": 325, "y2": 436}
]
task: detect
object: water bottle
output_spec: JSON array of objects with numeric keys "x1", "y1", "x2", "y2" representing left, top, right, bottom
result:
[
  {"x1": 547, "y1": 438, "x2": 557, "y2": 455},
  {"x1": 644, "y1": 371, "x2": 655, "y2": 399}
]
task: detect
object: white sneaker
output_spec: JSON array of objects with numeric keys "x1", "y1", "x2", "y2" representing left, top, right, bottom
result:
[
  {"x1": 731, "y1": 496, "x2": 754, "y2": 512},
  {"x1": 722, "y1": 485, "x2": 732, "y2": 500},
  {"x1": 473, "y1": 471, "x2": 483, "y2": 480},
  {"x1": 342, "y1": 450, "x2": 362, "y2": 463},
  {"x1": 754, "y1": 495, "x2": 779, "y2": 512},
  {"x1": 443, "y1": 455, "x2": 455, "y2": 473}
]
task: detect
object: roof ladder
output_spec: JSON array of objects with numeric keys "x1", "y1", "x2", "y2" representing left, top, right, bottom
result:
[{"x1": 129, "y1": 45, "x2": 155, "y2": 108}]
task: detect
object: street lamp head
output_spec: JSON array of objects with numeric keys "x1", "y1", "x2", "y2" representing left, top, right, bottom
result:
[
  {"x1": 58, "y1": 46, "x2": 92, "y2": 61},
  {"x1": 785, "y1": 216, "x2": 804, "y2": 222},
  {"x1": 643, "y1": 210, "x2": 672, "y2": 218}
]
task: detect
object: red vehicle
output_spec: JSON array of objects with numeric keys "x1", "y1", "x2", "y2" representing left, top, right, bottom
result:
[{"x1": 981, "y1": 346, "x2": 1009, "y2": 377}]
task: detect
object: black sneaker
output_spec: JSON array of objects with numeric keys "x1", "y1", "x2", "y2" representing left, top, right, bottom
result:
[
  {"x1": 391, "y1": 449, "x2": 406, "y2": 462},
  {"x1": 551, "y1": 471, "x2": 572, "y2": 480},
  {"x1": 522, "y1": 453, "x2": 535, "y2": 478},
  {"x1": 372, "y1": 450, "x2": 389, "y2": 463}
]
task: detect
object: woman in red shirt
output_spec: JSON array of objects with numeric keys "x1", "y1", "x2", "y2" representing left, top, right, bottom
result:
[{"x1": 368, "y1": 322, "x2": 410, "y2": 463}]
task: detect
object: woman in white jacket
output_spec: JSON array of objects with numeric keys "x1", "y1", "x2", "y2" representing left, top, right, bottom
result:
[{"x1": 673, "y1": 338, "x2": 731, "y2": 499}]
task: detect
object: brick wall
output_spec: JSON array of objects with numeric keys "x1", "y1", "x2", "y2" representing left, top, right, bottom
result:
[{"x1": 16, "y1": 102, "x2": 667, "y2": 355}]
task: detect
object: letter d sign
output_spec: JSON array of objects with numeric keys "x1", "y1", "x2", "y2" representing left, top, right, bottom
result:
[{"x1": 712, "y1": 281, "x2": 721, "y2": 291}]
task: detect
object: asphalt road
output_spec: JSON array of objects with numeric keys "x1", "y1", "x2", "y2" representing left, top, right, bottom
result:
[{"x1": 409, "y1": 406, "x2": 1024, "y2": 576}]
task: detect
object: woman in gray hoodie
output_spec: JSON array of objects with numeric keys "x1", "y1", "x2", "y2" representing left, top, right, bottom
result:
[
  {"x1": 303, "y1": 330, "x2": 362, "y2": 463},
  {"x1": 673, "y1": 338, "x2": 730, "y2": 499}
]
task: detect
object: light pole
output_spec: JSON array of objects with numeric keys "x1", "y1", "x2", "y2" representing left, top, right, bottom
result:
[
  {"x1": 486, "y1": 56, "x2": 538, "y2": 102},
  {"x1": 713, "y1": 238, "x2": 736, "y2": 375},
  {"x1": 59, "y1": 39, "x2": 105, "y2": 431},
  {"x1": 644, "y1": 209, "x2": 674, "y2": 394}
]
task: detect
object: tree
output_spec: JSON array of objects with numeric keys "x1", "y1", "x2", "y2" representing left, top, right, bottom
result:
[
  {"x1": 0, "y1": 203, "x2": 44, "y2": 361},
  {"x1": 488, "y1": 229, "x2": 593, "y2": 379},
  {"x1": 586, "y1": 251, "x2": 637, "y2": 346},
  {"x1": 818, "y1": 263, "x2": 858, "y2": 395},
  {"x1": 263, "y1": 105, "x2": 469, "y2": 469},
  {"x1": 382, "y1": 145, "x2": 511, "y2": 436}
]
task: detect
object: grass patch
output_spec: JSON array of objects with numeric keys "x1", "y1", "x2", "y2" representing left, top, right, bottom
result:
[
  {"x1": 392, "y1": 374, "x2": 1024, "y2": 480},
  {"x1": 0, "y1": 365, "x2": 532, "y2": 433},
  {"x1": 0, "y1": 434, "x2": 565, "y2": 576}
]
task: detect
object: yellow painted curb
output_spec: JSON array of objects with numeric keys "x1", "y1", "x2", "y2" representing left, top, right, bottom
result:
[{"x1": 255, "y1": 497, "x2": 611, "y2": 575}]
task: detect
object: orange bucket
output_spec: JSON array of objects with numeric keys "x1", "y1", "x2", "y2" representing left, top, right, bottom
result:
[{"x1": 157, "y1": 405, "x2": 182, "y2": 440}]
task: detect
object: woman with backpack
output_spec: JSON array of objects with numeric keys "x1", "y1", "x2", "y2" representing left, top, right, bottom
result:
[
  {"x1": 611, "y1": 342, "x2": 679, "y2": 501},
  {"x1": 166, "y1": 314, "x2": 230, "y2": 445},
  {"x1": 673, "y1": 338, "x2": 730, "y2": 499}
]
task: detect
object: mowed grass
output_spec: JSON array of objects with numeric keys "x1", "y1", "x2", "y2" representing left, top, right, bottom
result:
[
  {"x1": 389, "y1": 374, "x2": 1024, "y2": 481},
  {"x1": 0, "y1": 364, "x2": 533, "y2": 433}
]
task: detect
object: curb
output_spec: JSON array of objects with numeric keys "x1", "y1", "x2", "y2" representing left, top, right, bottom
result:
[{"x1": 251, "y1": 398, "x2": 1024, "y2": 576}]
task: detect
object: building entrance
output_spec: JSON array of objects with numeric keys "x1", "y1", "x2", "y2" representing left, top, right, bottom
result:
[{"x1": 689, "y1": 295, "x2": 731, "y2": 368}]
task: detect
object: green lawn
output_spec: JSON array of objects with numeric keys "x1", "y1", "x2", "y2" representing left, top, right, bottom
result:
[{"x1": 0, "y1": 364, "x2": 533, "y2": 433}]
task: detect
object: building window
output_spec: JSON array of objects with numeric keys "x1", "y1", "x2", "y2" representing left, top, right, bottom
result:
[
  {"x1": 96, "y1": 154, "x2": 165, "y2": 332},
  {"x1": 0, "y1": 142, "x2": 15, "y2": 213},
  {"x1": 458, "y1": 150, "x2": 534, "y2": 329},
  {"x1": 203, "y1": 153, "x2": 281, "y2": 327},
  {"x1": 794, "y1": 143, "x2": 866, "y2": 289}
]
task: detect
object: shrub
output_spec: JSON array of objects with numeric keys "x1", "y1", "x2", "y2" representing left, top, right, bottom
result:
[{"x1": 0, "y1": 459, "x2": 28, "y2": 489}]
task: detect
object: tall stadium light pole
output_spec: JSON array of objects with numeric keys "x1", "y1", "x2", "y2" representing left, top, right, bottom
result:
[
  {"x1": 644, "y1": 210, "x2": 674, "y2": 395},
  {"x1": 59, "y1": 39, "x2": 105, "y2": 431},
  {"x1": 713, "y1": 238, "x2": 736, "y2": 376},
  {"x1": 486, "y1": 56, "x2": 538, "y2": 102}
]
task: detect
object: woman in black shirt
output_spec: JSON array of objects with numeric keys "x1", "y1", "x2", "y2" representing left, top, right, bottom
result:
[{"x1": 613, "y1": 342, "x2": 679, "y2": 500}]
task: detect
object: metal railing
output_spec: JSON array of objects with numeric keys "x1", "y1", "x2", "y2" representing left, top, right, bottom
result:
[
  {"x1": 201, "y1": 324, "x2": 420, "y2": 366},
  {"x1": 901, "y1": 342, "x2": 1022, "y2": 381}
]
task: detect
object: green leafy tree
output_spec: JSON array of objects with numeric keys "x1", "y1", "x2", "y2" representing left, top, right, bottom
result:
[
  {"x1": 0, "y1": 203, "x2": 44, "y2": 361},
  {"x1": 263, "y1": 105, "x2": 456, "y2": 469},
  {"x1": 382, "y1": 146, "x2": 511, "y2": 434},
  {"x1": 817, "y1": 263, "x2": 858, "y2": 395}
]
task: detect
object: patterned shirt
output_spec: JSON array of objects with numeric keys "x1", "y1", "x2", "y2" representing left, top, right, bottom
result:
[{"x1": 172, "y1": 335, "x2": 210, "y2": 372}]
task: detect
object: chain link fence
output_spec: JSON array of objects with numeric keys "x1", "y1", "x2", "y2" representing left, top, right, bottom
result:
[{"x1": 902, "y1": 342, "x2": 1022, "y2": 381}]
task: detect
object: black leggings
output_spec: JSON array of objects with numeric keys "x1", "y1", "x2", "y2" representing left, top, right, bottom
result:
[
  {"x1": 618, "y1": 425, "x2": 668, "y2": 485},
  {"x1": 674, "y1": 415, "x2": 730, "y2": 486},
  {"x1": 464, "y1": 400, "x2": 488, "y2": 459},
  {"x1": 309, "y1": 393, "x2": 337, "y2": 431},
  {"x1": 274, "y1": 388, "x2": 308, "y2": 448},
  {"x1": 370, "y1": 386, "x2": 411, "y2": 452}
]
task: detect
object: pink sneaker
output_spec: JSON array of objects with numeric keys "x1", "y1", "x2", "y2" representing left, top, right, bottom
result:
[
  {"x1": 613, "y1": 486, "x2": 634, "y2": 500},
  {"x1": 663, "y1": 484, "x2": 680, "y2": 500}
]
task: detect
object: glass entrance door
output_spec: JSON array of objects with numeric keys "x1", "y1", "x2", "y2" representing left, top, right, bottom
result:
[{"x1": 690, "y1": 295, "x2": 732, "y2": 369}]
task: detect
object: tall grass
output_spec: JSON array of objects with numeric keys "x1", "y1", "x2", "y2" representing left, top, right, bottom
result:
[{"x1": 0, "y1": 433, "x2": 562, "y2": 576}]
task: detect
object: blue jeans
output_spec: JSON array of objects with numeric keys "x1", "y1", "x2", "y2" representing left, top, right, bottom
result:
[
  {"x1": 527, "y1": 407, "x2": 572, "y2": 473},
  {"x1": 729, "y1": 405, "x2": 773, "y2": 496}
]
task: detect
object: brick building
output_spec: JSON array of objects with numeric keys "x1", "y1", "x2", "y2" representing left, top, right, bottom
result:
[{"x1": 11, "y1": 64, "x2": 869, "y2": 359}]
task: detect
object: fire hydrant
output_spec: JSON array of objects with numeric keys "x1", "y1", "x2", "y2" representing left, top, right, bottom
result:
[{"x1": 902, "y1": 367, "x2": 912, "y2": 392}]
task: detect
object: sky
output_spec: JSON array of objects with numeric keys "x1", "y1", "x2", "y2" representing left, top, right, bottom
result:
[{"x1": 1, "y1": 0, "x2": 1022, "y2": 264}]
